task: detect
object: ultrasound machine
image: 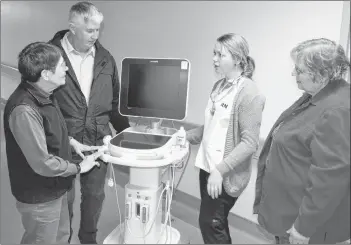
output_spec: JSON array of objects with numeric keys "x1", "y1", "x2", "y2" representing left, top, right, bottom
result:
[{"x1": 101, "y1": 58, "x2": 191, "y2": 244}]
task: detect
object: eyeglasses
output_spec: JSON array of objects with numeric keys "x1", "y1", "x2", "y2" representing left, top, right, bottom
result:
[{"x1": 294, "y1": 65, "x2": 312, "y2": 76}]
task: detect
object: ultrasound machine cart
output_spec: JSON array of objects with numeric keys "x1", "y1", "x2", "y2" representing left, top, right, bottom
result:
[{"x1": 102, "y1": 58, "x2": 190, "y2": 244}]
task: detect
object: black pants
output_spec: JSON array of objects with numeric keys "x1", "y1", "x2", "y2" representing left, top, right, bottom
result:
[
  {"x1": 68, "y1": 160, "x2": 108, "y2": 244},
  {"x1": 275, "y1": 235, "x2": 290, "y2": 244},
  {"x1": 199, "y1": 169, "x2": 238, "y2": 244}
]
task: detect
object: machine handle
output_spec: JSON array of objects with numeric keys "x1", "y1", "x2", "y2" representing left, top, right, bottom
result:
[{"x1": 99, "y1": 140, "x2": 189, "y2": 168}]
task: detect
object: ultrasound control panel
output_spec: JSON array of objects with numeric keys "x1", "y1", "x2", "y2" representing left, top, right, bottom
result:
[{"x1": 110, "y1": 132, "x2": 172, "y2": 150}]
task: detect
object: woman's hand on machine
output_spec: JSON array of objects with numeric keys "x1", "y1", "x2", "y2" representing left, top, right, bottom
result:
[{"x1": 207, "y1": 168, "x2": 223, "y2": 199}]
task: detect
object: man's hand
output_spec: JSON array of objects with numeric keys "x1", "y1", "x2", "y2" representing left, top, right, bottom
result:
[
  {"x1": 70, "y1": 137, "x2": 102, "y2": 159},
  {"x1": 79, "y1": 151, "x2": 104, "y2": 174},
  {"x1": 207, "y1": 167, "x2": 223, "y2": 199},
  {"x1": 287, "y1": 225, "x2": 310, "y2": 244}
]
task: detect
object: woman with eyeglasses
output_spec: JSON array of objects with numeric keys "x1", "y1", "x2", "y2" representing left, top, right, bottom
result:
[
  {"x1": 186, "y1": 33, "x2": 266, "y2": 244},
  {"x1": 254, "y1": 38, "x2": 350, "y2": 244}
]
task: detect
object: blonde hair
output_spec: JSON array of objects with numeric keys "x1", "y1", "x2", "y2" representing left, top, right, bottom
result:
[
  {"x1": 69, "y1": 1, "x2": 103, "y2": 26},
  {"x1": 291, "y1": 38, "x2": 350, "y2": 82},
  {"x1": 217, "y1": 33, "x2": 255, "y2": 79}
]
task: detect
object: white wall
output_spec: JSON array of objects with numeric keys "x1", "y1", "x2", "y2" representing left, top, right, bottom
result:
[
  {"x1": 1, "y1": 1, "x2": 345, "y2": 139},
  {"x1": 1, "y1": 1, "x2": 346, "y2": 222}
]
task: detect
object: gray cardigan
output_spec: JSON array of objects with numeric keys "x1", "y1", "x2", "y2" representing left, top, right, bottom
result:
[{"x1": 188, "y1": 77, "x2": 266, "y2": 197}]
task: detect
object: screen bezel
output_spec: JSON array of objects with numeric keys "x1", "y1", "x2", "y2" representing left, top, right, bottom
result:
[{"x1": 119, "y1": 57, "x2": 190, "y2": 120}]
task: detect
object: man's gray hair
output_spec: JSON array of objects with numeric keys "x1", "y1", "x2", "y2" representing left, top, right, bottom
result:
[{"x1": 69, "y1": 1, "x2": 103, "y2": 25}]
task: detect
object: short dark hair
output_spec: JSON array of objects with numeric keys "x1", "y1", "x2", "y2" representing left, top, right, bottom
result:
[{"x1": 18, "y1": 42, "x2": 62, "y2": 83}]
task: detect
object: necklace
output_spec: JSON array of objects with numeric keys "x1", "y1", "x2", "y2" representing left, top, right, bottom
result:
[{"x1": 209, "y1": 76, "x2": 242, "y2": 116}]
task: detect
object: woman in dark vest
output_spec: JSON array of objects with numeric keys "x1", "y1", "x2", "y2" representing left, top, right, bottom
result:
[{"x1": 3, "y1": 42, "x2": 102, "y2": 244}]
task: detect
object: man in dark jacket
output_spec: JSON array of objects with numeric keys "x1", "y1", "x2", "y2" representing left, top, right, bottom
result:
[
  {"x1": 4, "y1": 42, "x2": 101, "y2": 244},
  {"x1": 49, "y1": 2, "x2": 130, "y2": 243}
]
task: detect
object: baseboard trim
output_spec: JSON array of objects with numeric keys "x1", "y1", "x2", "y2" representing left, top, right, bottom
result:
[{"x1": 110, "y1": 165, "x2": 274, "y2": 243}]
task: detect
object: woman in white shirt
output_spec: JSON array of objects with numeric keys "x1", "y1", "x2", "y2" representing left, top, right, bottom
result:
[{"x1": 187, "y1": 33, "x2": 265, "y2": 244}]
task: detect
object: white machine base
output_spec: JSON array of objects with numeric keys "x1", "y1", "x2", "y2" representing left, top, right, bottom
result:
[
  {"x1": 103, "y1": 222, "x2": 180, "y2": 244},
  {"x1": 101, "y1": 128, "x2": 189, "y2": 244}
]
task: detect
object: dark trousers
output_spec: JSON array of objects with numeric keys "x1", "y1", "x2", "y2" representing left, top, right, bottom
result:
[
  {"x1": 199, "y1": 169, "x2": 238, "y2": 244},
  {"x1": 68, "y1": 160, "x2": 108, "y2": 244},
  {"x1": 275, "y1": 235, "x2": 290, "y2": 244}
]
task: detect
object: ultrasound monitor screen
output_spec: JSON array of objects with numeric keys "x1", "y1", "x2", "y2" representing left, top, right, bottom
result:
[
  {"x1": 127, "y1": 64, "x2": 180, "y2": 111},
  {"x1": 119, "y1": 58, "x2": 190, "y2": 120}
]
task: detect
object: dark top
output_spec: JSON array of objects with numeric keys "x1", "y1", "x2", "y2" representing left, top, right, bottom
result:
[
  {"x1": 255, "y1": 79, "x2": 350, "y2": 243},
  {"x1": 3, "y1": 81, "x2": 76, "y2": 204},
  {"x1": 49, "y1": 30, "x2": 130, "y2": 162}
]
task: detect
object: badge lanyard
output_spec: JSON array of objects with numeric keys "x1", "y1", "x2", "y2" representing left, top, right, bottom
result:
[{"x1": 209, "y1": 76, "x2": 242, "y2": 116}]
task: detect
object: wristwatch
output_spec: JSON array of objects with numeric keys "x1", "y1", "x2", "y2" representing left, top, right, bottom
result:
[{"x1": 76, "y1": 164, "x2": 81, "y2": 174}]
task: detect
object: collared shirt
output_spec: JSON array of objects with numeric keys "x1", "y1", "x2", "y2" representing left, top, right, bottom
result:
[
  {"x1": 61, "y1": 32, "x2": 95, "y2": 105},
  {"x1": 8, "y1": 84, "x2": 78, "y2": 177}
]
